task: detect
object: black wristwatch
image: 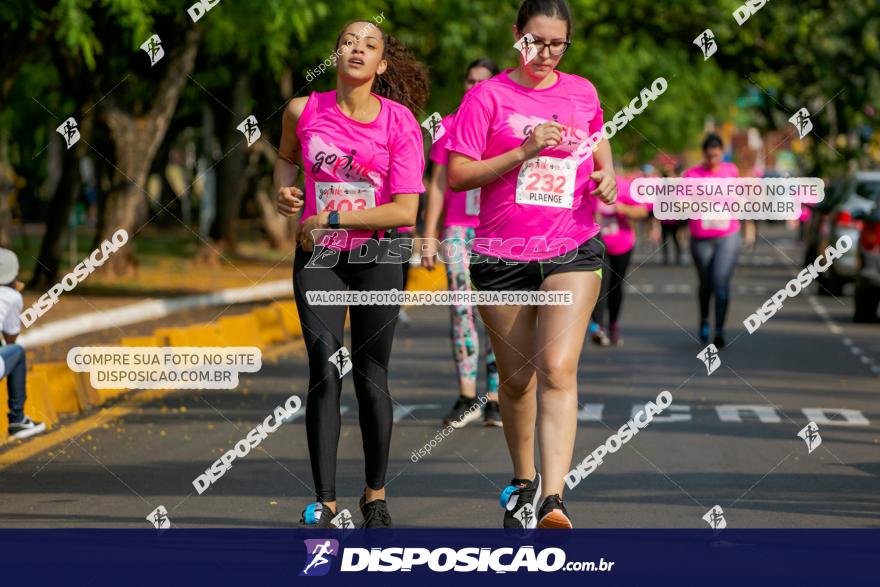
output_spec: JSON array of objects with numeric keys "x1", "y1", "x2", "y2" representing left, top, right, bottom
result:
[{"x1": 328, "y1": 210, "x2": 340, "y2": 229}]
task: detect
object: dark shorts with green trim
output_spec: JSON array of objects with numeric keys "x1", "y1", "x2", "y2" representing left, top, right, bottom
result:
[{"x1": 469, "y1": 236, "x2": 605, "y2": 292}]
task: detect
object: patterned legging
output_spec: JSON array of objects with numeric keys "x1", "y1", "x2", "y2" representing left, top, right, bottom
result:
[{"x1": 441, "y1": 225, "x2": 498, "y2": 395}]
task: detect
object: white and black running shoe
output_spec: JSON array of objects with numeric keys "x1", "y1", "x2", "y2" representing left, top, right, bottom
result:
[
  {"x1": 300, "y1": 502, "x2": 355, "y2": 529},
  {"x1": 8, "y1": 416, "x2": 46, "y2": 440},
  {"x1": 443, "y1": 396, "x2": 482, "y2": 429},
  {"x1": 500, "y1": 473, "x2": 541, "y2": 529}
]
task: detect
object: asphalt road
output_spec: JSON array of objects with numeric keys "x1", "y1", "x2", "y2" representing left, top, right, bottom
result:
[{"x1": 1, "y1": 224, "x2": 878, "y2": 529}]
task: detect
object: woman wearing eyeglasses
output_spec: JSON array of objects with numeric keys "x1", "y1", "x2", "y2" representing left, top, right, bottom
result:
[{"x1": 447, "y1": 0, "x2": 616, "y2": 529}]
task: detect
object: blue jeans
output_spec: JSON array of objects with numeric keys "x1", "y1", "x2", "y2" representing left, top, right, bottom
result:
[
  {"x1": 690, "y1": 232, "x2": 741, "y2": 332},
  {"x1": 1, "y1": 344, "x2": 27, "y2": 424}
]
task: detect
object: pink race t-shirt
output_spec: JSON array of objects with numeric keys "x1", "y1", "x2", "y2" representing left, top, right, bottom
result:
[
  {"x1": 597, "y1": 177, "x2": 645, "y2": 256},
  {"x1": 682, "y1": 162, "x2": 741, "y2": 240},
  {"x1": 297, "y1": 91, "x2": 426, "y2": 250},
  {"x1": 430, "y1": 112, "x2": 480, "y2": 228},
  {"x1": 446, "y1": 69, "x2": 605, "y2": 261}
]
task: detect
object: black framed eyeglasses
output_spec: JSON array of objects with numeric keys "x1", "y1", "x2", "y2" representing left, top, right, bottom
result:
[{"x1": 523, "y1": 37, "x2": 572, "y2": 57}]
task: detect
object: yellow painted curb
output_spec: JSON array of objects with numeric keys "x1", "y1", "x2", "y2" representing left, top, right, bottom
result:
[
  {"x1": 6, "y1": 299, "x2": 306, "y2": 469},
  {"x1": 0, "y1": 390, "x2": 168, "y2": 470}
]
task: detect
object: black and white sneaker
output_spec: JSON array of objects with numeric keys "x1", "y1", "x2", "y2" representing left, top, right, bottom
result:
[
  {"x1": 537, "y1": 494, "x2": 573, "y2": 529},
  {"x1": 500, "y1": 473, "x2": 541, "y2": 529},
  {"x1": 443, "y1": 396, "x2": 482, "y2": 429},
  {"x1": 8, "y1": 416, "x2": 46, "y2": 440},
  {"x1": 483, "y1": 400, "x2": 503, "y2": 427},
  {"x1": 359, "y1": 495, "x2": 392, "y2": 528},
  {"x1": 300, "y1": 503, "x2": 355, "y2": 529}
]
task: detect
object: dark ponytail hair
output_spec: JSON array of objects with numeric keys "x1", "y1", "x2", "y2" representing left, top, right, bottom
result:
[
  {"x1": 466, "y1": 58, "x2": 500, "y2": 78},
  {"x1": 515, "y1": 0, "x2": 573, "y2": 38},
  {"x1": 336, "y1": 20, "x2": 430, "y2": 115},
  {"x1": 702, "y1": 132, "x2": 724, "y2": 151}
]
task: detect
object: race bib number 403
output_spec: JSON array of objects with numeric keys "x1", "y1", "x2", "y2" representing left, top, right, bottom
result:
[
  {"x1": 315, "y1": 182, "x2": 376, "y2": 213},
  {"x1": 516, "y1": 157, "x2": 576, "y2": 208}
]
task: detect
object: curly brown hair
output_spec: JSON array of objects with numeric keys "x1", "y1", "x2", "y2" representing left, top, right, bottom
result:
[{"x1": 336, "y1": 21, "x2": 430, "y2": 115}]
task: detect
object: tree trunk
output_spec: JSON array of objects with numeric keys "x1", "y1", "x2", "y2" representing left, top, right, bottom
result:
[
  {"x1": 250, "y1": 142, "x2": 291, "y2": 250},
  {"x1": 98, "y1": 27, "x2": 202, "y2": 276},
  {"x1": 211, "y1": 71, "x2": 252, "y2": 253},
  {"x1": 28, "y1": 139, "x2": 81, "y2": 289},
  {"x1": 28, "y1": 32, "x2": 94, "y2": 290}
]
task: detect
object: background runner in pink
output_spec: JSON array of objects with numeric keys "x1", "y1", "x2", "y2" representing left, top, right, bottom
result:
[
  {"x1": 297, "y1": 90, "x2": 426, "y2": 250},
  {"x1": 430, "y1": 112, "x2": 479, "y2": 229},
  {"x1": 597, "y1": 177, "x2": 646, "y2": 256},
  {"x1": 446, "y1": 69, "x2": 604, "y2": 261},
  {"x1": 682, "y1": 161, "x2": 741, "y2": 240}
]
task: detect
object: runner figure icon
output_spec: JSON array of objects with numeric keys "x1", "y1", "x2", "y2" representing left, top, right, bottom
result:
[{"x1": 302, "y1": 540, "x2": 335, "y2": 575}]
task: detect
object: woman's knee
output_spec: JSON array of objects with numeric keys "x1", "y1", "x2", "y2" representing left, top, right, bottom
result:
[
  {"x1": 500, "y1": 370, "x2": 535, "y2": 398},
  {"x1": 536, "y1": 358, "x2": 577, "y2": 392}
]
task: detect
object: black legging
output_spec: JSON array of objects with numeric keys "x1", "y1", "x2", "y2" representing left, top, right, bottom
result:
[
  {"x1": 591, "y1": 249, "x2": 633, "y2": 329},
  {"x1": 293, "y1": 242, "x2": 402, "y2": 502},
  {"x1": 661, "y1": 221, "x2": 684, "y2": 264}
]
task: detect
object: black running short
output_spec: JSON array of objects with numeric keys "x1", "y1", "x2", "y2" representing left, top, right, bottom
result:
[{"x1": 469, "y1": 236, "x2": 605, "y2": 292}]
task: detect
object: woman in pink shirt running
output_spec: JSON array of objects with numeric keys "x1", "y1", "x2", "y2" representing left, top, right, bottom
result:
[
  {"x1": 422, "y1": 58, "x2": 503, "y2": 429},
  {"x1": 447, "y1": 0, "x2": 617, "y2": 529},
  {"x1": 275, "y1": 20, "x2": 428, "y2": 528},
  {"x1": 589, "y1": 176, "x2": 650, "y2": 347},
  {"x1": 683, "y1": 133, "x2": 742, "y2": 348}
]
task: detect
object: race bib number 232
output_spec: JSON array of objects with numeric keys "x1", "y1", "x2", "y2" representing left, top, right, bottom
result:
[{"x1": 516, "y1": 157, "x2": 576, "y2": 208}]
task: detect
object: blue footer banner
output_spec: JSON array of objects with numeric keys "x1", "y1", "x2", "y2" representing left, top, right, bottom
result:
[{"x1": 1, "y1": 529, "x2": 876, "y2": 585}]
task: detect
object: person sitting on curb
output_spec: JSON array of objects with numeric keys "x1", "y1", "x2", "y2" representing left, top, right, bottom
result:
[{"x1": 0, "y1": 248, "x2": 46, "y2": 439}]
